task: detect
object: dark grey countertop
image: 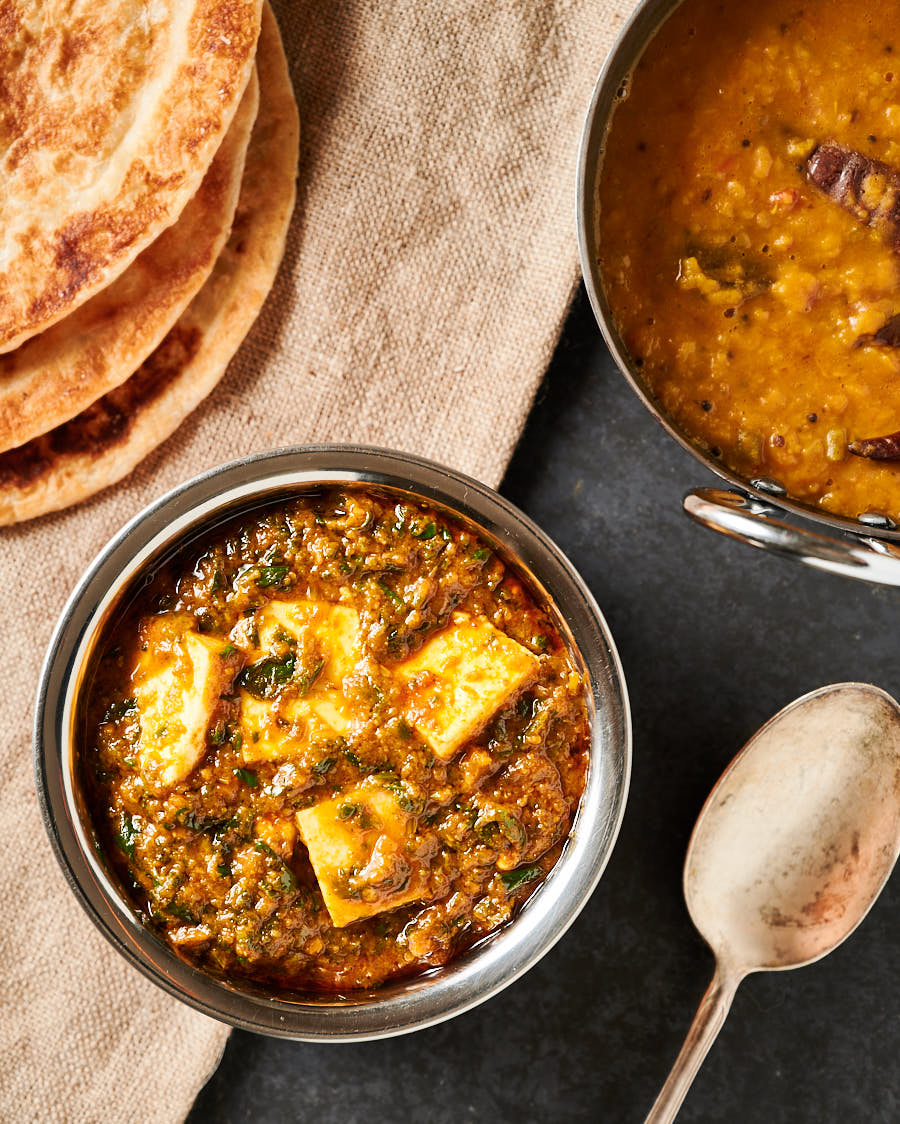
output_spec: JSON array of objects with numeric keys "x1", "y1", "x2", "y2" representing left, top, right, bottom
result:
[{"x1": 188, "y1": 287, "x2": 900, "y2": 1124}]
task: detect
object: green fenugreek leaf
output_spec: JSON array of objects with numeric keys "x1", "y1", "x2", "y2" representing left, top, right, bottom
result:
[
  {"x1": 256, "y1": 563, "x2": 289, "y2": 589},
  {"x1": 376, "y1": 579, "x2": 404, "y2": 608},
  {"x1": 115, "y1": 815, "x2": 139, "y2": 861},
  {"x1": 104, "y1": 697, "x2": 136, "y2": 723},
  {"x1": 237, "y1": 653, "x2": 296, "y2": 699},
  {"x1": 499, "y1": 864, "x2": 542, "y2": 894}
]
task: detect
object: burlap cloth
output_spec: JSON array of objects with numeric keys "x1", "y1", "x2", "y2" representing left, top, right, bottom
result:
[{"x1": 1, "y1": 1, "x2": 635, "y2": 1119}]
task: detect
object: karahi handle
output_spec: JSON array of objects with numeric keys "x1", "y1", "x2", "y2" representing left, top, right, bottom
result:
[{"x1": 684, "y1": 487, "x2": 900, "y2": 587}]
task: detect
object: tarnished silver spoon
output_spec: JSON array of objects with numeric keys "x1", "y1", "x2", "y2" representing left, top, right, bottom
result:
[{"x1": 646, "y1": 682, "x2": 900, "y2": 1123}]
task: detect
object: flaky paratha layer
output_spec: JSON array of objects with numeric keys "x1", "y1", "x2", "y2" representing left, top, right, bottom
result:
[
  {"x1": 0, "y1": 4, "x2": 299, "y2": 526},
  {"x1": 0, "y1": 70, "x2": 259, "y2": 455},
  {"x1": 0, "y1": 0, "x2": 263, "y2": 353}
]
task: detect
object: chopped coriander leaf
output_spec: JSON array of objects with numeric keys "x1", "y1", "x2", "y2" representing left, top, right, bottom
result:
[
  {"x1": 372, "y1": 772, "x2": 419, "y2": 813},
  {"x1": 496, "y1": 810, "x2": 526, "y2": 845},
  {"x1": 411, "y1": 521, "x2": 437, "y2": 540},
  {"x1": 179, "y1": 810, "x2": 238, "y2": 836},
  {"x1": 166, "y1": 902, "x2": 197, "y2": 924},
  {"x1": 210, "y1": 568, "x2": 224, "y2": 593},
  {"x1": 296, "y1": 657, "x2": 326, "y2": 697},
  {"x1": 219, "y1": 644, "x2": 237, "y2": 658},
  {"x1": 499, "y1": 864, "x2": 543, "y2": 893},
  {"x1": 376, "y1": 579, "x2": 404, "y2": 608},
  {"x1": 312, "y1": 756, "x2": 336, "y2": 776},
  {"x1": 522, "y1": 700, "x2": 553, "y2": 742},
  {"x1": 233, "y1": 767, "x2": 259, "y2": 788},
  {"x1": 256, "y1": 563, "x2": 289, "y2": 588},
  {"x1": 103, "y1": 697, "x2": 136, "y2": 723},
  {"x1": 472, "y1": 548, "x2": 491, "y2": 561},
  {"x1": 216, "y1": 863, "x2": 231, "y2": 878},
  {"x1": 115, "y1": 815, "x2": 139, "y2": 860},
  {"x1": 254, "y1": 842, "x2": 298, "y2": 892},
  {"x1": 343, "y1": 749, "x2": 363, "y2": 768},
  {"x1": 337, "y1": 803, "x2": 359, "y2": 820}
]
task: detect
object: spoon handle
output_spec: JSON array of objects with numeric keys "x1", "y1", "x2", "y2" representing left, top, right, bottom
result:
[{"x1": 644, "y1": 964, "x2": 741, "y2": 1124}]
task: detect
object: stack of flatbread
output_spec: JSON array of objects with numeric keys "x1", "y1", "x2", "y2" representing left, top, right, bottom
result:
[{"x1": 0, "y1": 1, "x2": 299, "y2": 526}]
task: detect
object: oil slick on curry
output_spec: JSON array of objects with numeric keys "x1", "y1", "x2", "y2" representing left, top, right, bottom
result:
[
  {"x1": 82, "y1": 488, "x2": 589, "y2": 991},
  {"x1": 598, "y1": 0, "x2": 900, "y2": 520}
]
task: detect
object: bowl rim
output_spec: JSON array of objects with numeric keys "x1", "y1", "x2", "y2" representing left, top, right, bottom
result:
[
  {"x1": 575, "y1": 0, "x2": 900, "y2": 542},
  {"x1": 34, "y1": 444, "x2": 631, "y2": 1041}
]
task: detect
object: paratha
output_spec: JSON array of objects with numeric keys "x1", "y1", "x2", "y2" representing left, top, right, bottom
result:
[
  {"x1": 0, "y1": 0, "x2": 263, "y2": 354},
  {"x1": 0, "y1": 3, "x2": 298, "y2": 527},
  {"x1": 0, "y1": 70, "x2": 259, "y2": 456}
]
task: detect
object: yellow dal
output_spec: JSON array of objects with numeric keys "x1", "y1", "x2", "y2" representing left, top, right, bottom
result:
[{"x1": 598, "y1": 0, "x2": 900, "y2": 520}]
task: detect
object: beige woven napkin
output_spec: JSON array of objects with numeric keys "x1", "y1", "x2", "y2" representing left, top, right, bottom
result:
[{"x1": 1, "y1": 1, "x2": 635, "y2": 1120}]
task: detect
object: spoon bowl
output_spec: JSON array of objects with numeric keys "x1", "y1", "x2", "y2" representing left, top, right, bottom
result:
[{"x1": 648, "y1": 683, "x2": 900, "y2": 1123}]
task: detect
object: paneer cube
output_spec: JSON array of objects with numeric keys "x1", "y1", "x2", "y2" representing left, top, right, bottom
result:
[
  {"x1": 396, "y1": 613, "x2": 539, "y2": 760},
  {"x1": 131, "y1": 613, "x2": 239, "y2": 789},
  {"x1": 296, "y1": 782, "x2": 427, "y2": 927},
  {"x1": 238, "y1": 599, "x2": 362, "y2": 763}
]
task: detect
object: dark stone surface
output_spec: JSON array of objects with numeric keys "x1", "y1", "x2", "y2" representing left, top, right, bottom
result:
[{"x1": 188, "y1": 288, "x2": 900, "y2": 1124}]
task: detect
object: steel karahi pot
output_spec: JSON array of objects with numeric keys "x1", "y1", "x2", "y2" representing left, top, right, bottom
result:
[{"x1": 576, "y1": 0, "x2": 900, "y2": 587}]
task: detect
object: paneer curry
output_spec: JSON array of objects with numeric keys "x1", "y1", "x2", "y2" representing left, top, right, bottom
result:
[
  {"x1": 82, "y1": 488, "x2": 590, "y2": 990},
  {"x1": 598, "y1": 0, "x2": 900, "y2": 521}
]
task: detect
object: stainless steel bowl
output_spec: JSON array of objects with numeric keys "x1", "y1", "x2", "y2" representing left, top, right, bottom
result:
[
  {"x1": 34, "y1": 445, "x2": 631, "y2": 1041},
  {"x1": 577, "y1": 0, "x2": 900, "y2": 587}
]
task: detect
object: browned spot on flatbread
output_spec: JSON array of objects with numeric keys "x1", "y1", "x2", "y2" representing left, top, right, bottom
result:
[
  {"x1": 54, "y1": 29, "x2": 92, "y2": 80},
  {"x1": 52, "y1": 224, "x2": 101, "y2": 294},
  {"x1": 0, "y1": 326, "x2": 202, "y2": 490},
  {"x1": 196, "y1": 0, "x2": 262, "y2": 60}
]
